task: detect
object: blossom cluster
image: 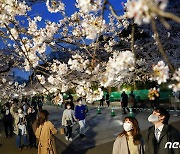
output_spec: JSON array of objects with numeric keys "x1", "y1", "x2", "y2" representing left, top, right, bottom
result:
[
  {"x1": 68, "y1": 54, "x2": 90, "y2": 72},
  {"x1": 125, "y1": 0, "x2": 168, "y2": 25},
  {"x1": 169, "y1": 68, "x2": 180, "y2": 92},
  {"x1": 72, "y1": 13, "x2": 106, "y2": 40},
  {"x1": 150, "y1": 61, "x2": 169, "y2": 84},
  {"x1": 50, "y1": 60, "x2": 68, "y2": 75},
  {"x1": 0, "y1": 0, "x2": 30, "y2": 28},
  {"x1": 81, "y1": 15, "x2": 105, "y2": 40},
  {"x1": 0, "y1": 78, "x2": 26, "y2": 99},
  {"x1": 101, "y1": 50, "x2": 135, "y2": 87},
  {"x1": 36, "y1": 75, "x2": 46, "y2": 85},
  {"x1": 53, "y1": 93, "x2": 63, "y2": 105},
  {"x1": 76, "y1": 81, "x2": 103, "y2": 103},
  {"x1": 76, "y1": 0, "x2": 102, "y2": 13},
  {"x1": 46, "y1": 0, "x2": 65, "y2": 13},
  {"x1": 148, "y1": 87, "x2": 160, "y2": 100},
  {"x1": 22, "y1": 19, "x2": 59, "y2": 71}
]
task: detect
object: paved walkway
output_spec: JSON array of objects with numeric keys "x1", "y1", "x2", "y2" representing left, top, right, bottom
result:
[
  {"x1": 0, "y1": 104, "x2": 179, "y2": 154},
  {"x1": 44, "y1": 105, "x2": 180, "y2": 152}
]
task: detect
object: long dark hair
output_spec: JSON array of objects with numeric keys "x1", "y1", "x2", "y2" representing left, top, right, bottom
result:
[
  {"x1": 119, "y1": 116, "x2": 141, "y2": 145},
  {"x1": 37, "y1": 110, "x2": 49, "y2": 127}
]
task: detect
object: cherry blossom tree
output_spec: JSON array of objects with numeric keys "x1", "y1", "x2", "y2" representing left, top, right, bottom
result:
[{"x1": 0, "y1": 0, "x2": 180, "y2": 103}]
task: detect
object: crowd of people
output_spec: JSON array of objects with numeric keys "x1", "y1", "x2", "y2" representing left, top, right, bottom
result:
[
  {"x1": 0, "y1": 95, "x2": 89, "y2": 153},
  {"x1": 0, "y1": 96, "x2": 46, "y2": 152},
  {"x1": 0, "y1": 93, "x2": 180, "y2": 154},
  {"x1": 100, "y1": 91, "x2": 137, "y2": 114}
]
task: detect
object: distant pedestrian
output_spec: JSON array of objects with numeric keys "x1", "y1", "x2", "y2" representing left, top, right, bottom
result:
[
  {"x1": 37, "y1": 97, "x2": 43, "y2": 111},
  {"x1": 128, "y1": 91, "x2": 136, "y2": 108},
  {"x1": 172, "y1": 91, "x2": 180, "y2": 112},
  {"x1": 67, "y1": 93, "x2": 73, "y2": 104},
  {"x1": 21, "y1": 98, "x2": 28, "y2": 115},
  {"x1": 1, "y1": 102, "x2": 13, "y2": 138},
  {"x1": 62, "y1": 102, "x2": 76, "y2": 141},
  {"x1": 65, "y1": 100, "x2": 75, "y2": 110},
  {"x1": 35, "y1": 110, "x2": 58, "y2": 154},
  {"x1": 113, "y1": 116, "x2": 144, "y2": 154},
  {"x1": 31, "y1": 97, "x2": 38, "y2": 115},
  {"x1": 106, "y1": 92, "x2": 110, "y2": 107},
  {"x1": 121, "y1": 91, "x2": 129, "y2": 114},
  {"x1": 26, "y1": 106, "x2": 37, "y2": 148},
  {"x1": 75, "y1": 97, "x2": 87, "y2": 138},
  {"x1": 100, "y1": 95, "x2": 105, "y2": 107},
  {"x1": 145, "y1": 108, "x2": 180, "y2": 154}
]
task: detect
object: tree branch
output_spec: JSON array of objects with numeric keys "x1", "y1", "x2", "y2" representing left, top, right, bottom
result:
[{"x1": 151, "y1": 18, "x2": 175, "y2": 73}]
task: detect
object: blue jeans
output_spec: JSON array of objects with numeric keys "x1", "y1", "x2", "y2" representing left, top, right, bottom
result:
[
  {"x1": 79, "y1": 119, "x2": 86, "y2": 135},
  {"x1": 16, "y1": 129, "x2": 28, "y2": 148}
]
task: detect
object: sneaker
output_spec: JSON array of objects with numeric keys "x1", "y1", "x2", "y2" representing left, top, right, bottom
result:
[
  {"x1": 65, "y1": 136, "x2": 68, "y2": 141},
  {"x1": 69, "y1": 138, "x2": 72, "y2": 141},
  {"x1": 19, "y1": 147, "x2": 22, "y2": 151}
]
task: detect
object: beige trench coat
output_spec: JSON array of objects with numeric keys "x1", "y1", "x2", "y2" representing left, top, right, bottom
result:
[
  {"x1": 112, "y1": 135, "x2": 144, "y2": 154},
  {"x1": 35, "y1": 121, "x2": 58, "y2": 154}
]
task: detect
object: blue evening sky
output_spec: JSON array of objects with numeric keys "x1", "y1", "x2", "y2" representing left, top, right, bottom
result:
[{"x1": 14, "y1": 0, "x2": 126, "y2": 80}]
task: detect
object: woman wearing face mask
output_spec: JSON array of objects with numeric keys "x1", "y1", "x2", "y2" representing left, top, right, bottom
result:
[
  {"x1": 113, "y1": 117, "x2": 144, "y2": 154},
  {"x1": 62, "y1": 102, "x2": 76, "y2": 141}
]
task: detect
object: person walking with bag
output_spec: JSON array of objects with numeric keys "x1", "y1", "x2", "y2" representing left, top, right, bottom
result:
[
  {"x1": 62, "y1": 102, "x2": 76, "y2": 141},
  {"x1": 35, "y1": 110, "x2": 58, "y2": 154},
  {"x1": 13, "y1": 107, "x2": 28, "y2": 151},
  {"x1": 113, "y1": 116, "x2": 144, "y2": 154}
]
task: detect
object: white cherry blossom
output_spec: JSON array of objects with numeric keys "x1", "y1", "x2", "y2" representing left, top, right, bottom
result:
[
  {"x1": 150, "y1": 61, "x2": 169, "y2": 84},
  {"x1": 46, "y1": 0, "x2": 65, "y2": 13}
]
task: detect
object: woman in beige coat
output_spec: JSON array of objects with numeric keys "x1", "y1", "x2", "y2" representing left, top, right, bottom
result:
[
  {"x1": 35, "y1": 110, "x2": 58, "y2": 154},
  {"x1": 113, "y1": 117, "x2": 144, "y2": 154}
]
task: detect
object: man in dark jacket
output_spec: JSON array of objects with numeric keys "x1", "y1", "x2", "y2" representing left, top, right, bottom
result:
[
  {"x1": 1, "y1": 102, "x2": 13, "y2": 138},
  {"x1": 106, "y1": 92, "x2": 110, "y2": 107},
  {"x1": 26, "y1": 106, "x2": 37, "y2": 148},
  {"x1": 121, "y1": 91, "x2": 129, "y2": 114},
  {"x1": 75, "y1": 97, "x2": 87, "y2": 138},
  {"x1": 145, "y1": 108, "x2": 180, "y2": 154}
]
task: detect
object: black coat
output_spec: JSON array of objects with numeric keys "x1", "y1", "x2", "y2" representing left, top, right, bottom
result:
[
  {"x1": 1, "y1": 108, "x2": 13, "y2": 122},
  {"x1": 145, "y1": 124, "x2": 180, "y2": 154}
]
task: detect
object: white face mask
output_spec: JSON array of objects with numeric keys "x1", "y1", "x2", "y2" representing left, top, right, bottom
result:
[
  {"x1": 79, "y1": 101, "x2": 82, "y2": 105},
  {"x1": 19, "y1": 114, "x2": 23, "y2": 118},
  {"x1": 67, "y1": 106, "x2": 71, "y2": 109},
  {"x1": 18, "y1": 109, "x2": 22, "y2": 114},
  {"x1": 123, "y1": 122, "x2": 133, "y2": 132},
  {"x1": 148, "y1": 114, "x2": 159, "y2": 122}
]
